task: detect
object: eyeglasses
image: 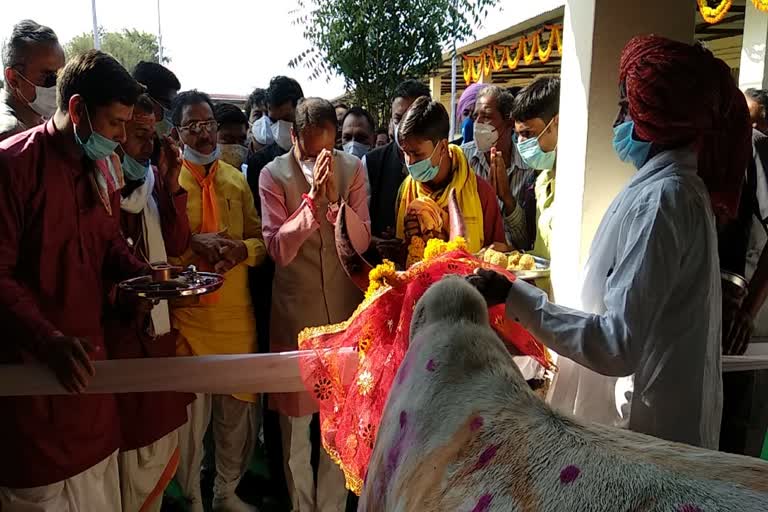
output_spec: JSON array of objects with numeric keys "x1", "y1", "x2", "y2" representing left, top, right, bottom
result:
[{"x1": 178, "y1": 120, "x2": 217, "y2": 134}]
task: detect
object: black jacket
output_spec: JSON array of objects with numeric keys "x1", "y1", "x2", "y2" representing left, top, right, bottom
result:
[
  {"x1": 246, "y1": 143, "x2": 289, "y2": 214},
  {"x1": 365, "y1": 141, "x2": 407, "y2": 237}
]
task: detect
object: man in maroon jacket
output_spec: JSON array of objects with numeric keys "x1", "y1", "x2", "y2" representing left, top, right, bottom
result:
[
  {"x1": 107, "y1": 94, "x2": 194, "y2": 512},
  {"x1": 0, "y1": 50, "x2": 147, "y2": 510}
]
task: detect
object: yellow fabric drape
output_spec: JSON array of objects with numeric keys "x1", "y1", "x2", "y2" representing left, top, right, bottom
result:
[{"x1": 396, "y1": 144, "x2": 484, "y2": 252}]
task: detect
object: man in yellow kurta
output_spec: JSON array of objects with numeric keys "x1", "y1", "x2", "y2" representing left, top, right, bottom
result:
[{"x1": 169, "y1": 90, "x2": 266, "y2": 512}]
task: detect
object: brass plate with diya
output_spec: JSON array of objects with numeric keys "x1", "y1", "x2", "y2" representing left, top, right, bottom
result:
[{"x1": 118, "y1": 264, "x2": 224, "y2": 300}]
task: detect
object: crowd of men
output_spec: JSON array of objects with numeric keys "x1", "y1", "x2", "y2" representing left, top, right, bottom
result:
[{"x1": 0, "y1": 16, "x2": 767, "y2": 512}]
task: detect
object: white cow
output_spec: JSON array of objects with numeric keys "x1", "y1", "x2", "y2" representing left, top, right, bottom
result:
[{"x1": 360, "y1": 276, "x2": 768, "y2": 512}]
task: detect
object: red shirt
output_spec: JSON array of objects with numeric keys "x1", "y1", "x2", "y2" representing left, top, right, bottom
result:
[
  {"x1": 476, "y1": 175, "x2": 507, "y2": 245},
  {"x1": 105, "y1": 168, "x2": 193, "y2": 451},
  {"x1": 0, "y1": 121, "x2": 147, "y2": 487}
]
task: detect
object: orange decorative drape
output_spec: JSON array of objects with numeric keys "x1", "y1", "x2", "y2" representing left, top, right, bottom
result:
[{"x1": 462, "y1": 24, "x2": 563, "y2": 85}]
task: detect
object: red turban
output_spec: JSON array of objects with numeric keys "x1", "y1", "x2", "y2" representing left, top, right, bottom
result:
[{"x1": 620, "y1": 35, "x2": 751, "y2": 222}]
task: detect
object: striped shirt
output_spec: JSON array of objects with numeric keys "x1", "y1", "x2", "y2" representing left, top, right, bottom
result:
[{"x1": 461, "y1": 140, "x2": 537, "y2": 249}]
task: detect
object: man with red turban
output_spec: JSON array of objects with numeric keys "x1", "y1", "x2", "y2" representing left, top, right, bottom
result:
[{"x1": 470, "y1": 35, "x2": 751, "y2": 449}]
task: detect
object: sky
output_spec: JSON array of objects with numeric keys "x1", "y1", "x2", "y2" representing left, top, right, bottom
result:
[{"x1": 1, "y1": 0, "x2": 532, "y2": 100}]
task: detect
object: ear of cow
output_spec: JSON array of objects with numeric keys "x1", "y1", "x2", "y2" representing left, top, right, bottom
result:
[
  {"x1": 335, "y1": 201, "x2": 375, "y2": 292},
  {"x1": 448, "y1": 188, "x2": 466, "y2": 241}
]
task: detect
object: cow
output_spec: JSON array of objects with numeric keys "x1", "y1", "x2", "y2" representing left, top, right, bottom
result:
[{"x1": 359, "y1": 276, "x2": 768, "y2": 512}]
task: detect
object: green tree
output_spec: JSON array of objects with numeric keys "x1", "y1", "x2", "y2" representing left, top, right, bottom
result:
[
  {"x1": 64, "y1": 29, "x2": 167, "y2": 72},
  {"x1": 290, "y1": 0, "x2": 498, "y2": 123}
]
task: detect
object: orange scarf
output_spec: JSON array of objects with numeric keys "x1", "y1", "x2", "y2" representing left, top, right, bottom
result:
[{"x1": 185, "y1": 160, "x2": 221, "y2": 304}]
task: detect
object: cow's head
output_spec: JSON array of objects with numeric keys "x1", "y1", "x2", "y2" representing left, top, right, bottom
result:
[{"x1": 410, "y1": 275, "x2": 489, "y2": 341}]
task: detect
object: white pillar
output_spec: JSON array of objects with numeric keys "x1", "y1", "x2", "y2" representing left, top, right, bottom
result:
[
  {"x1": 739, "y1": 0, "x2": 768, "y2": 90},
  {"x1": 429, "y1": 75, "x2": 442, "y2": 102},
  {"x1": 552, "y1": 0, "x2": 694, "y2": 307}
]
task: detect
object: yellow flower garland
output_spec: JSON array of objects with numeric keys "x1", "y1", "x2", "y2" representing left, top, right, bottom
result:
[
  {"x1": 698, "y1": 0, "x2": 732, "y2": 24},
  {"x1": 461, "y1": 24, "x2": 563, "y2": 85},
  {"x1": 363, "y1": 237, "x2": 469, "y2": 300},
  {"x1": 753, "y1": 0, "x2": 768, "y2": 12},
  {"x1": 364, "y1": 259, "x2": 397, "y2": 300}
]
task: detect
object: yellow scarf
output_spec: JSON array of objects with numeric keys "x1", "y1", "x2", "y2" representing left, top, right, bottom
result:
[{"x1": 396, "y1": 144, "x2": 484, "y2": 252}]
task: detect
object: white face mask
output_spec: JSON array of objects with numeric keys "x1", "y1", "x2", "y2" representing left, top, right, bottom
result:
[
  {"x1": 16, "y1": 72, "x2": 57, "y2": 118},
  {"x1": 252, "y1": 116, "x2": 273, "y2": 145},
  {"x1": 473, "y1": 122, "x2": 500, "y2": 153},
  {"x1": 300, "y1": 158, "x2": 315, "y2": 184},
  {"x1": 182, "y1": 143, "x2": 221, "y2": 166},
  {"x1": 272, "y1": 120, "x2": 293, "y2": 151},
  {"x1": 252, "y1": 116, "x2": 293, "y2": 151}
]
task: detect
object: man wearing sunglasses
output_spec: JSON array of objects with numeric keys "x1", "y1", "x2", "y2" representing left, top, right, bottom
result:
[
  {"x1": 170, "y1": 89, "x2": 266, "y2": 512},
  {"x1": 1, "y1": 19, "x2": 64, "y2": 142}
]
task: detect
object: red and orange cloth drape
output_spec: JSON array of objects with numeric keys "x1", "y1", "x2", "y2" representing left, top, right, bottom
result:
[{"x1": 297, "y1": 244, "x2": 554, "y2": 494}]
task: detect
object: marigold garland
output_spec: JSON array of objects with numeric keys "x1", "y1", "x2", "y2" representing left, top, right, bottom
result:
[
  {"x1": 364, "y1": 259, "x2": 397, "y2": 300},
  {"x1": 753, "y1": 0, "x2": 768, "y2": 12},
  {"x1": 698, "y1": 0, "x2": 732, "y2": 24},
  {"x1": 461, "y1": 24, "x2": 563, "y2": 85},
  {"x1": 423, "y1": 236, "x2": 467, "y2": 262},
  {"x1": 364, "y1": 237, "x2": 470, "y2": 301}
]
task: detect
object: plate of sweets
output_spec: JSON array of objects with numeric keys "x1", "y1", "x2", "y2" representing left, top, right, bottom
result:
[{"x1": 479, "y1": 248, "x2": 551, "y2": 281}]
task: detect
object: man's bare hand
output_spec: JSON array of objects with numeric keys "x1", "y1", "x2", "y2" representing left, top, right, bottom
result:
[
  {"x1": 157, "y1": 136, "x2": 183, "y2": 194},
  {"x1": 466, "y1": 268, "x2": 513, "y2": 307},
  {"x1": 215, "y1": 240, "x2": 248, "y2": 273},
  {"x1": 490, "y1": 148, "x2": 515, "y2": 214},
  {"x1": 43, "y1": 336, "x2": 95, "y2": 393},
  {"x1": 191, "y1": 232, "x2": 230, "y2": 264}
]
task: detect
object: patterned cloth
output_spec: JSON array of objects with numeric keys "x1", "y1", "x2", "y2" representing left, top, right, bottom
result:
[{"x1": 297, "y1": 248, "x2": 553, "y2": 494}]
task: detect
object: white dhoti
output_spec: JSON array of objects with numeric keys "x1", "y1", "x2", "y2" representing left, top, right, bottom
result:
[
  {"x1": 279, "y1": 415, "x2": 347, "y2": 512},
  {"x1": 0, "y1": 451, "x2": 121, "y2": 512},
  {"x1": 176, "y1": 393, "x2": 256, "y2": 512},
  {"x1": 118, "y1": 429, "x2": 180, "y2": 512}
]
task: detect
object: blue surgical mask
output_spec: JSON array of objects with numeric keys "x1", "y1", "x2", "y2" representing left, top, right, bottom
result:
[
  {"x1": 182, "y1": 143, "x2": 221, "y2": 166},
  {"x1": 612, "y1": 120, "x2": 652, "y2": 169},
  {"x1": 407, "y1": 143, "x2": 443, "y2": 183},
  {"x1": 74, "y1": 105, "x2": 119, "y2": 161},
  {"x1": 516, "y1": 117, "x2": 557, "y2": 170},
  {"x1": 343, "y1": 140, "x2": 370, "y2": 159},
  {"x1": 121, "y1": 153, "x2": 150, "y2": 181},
  {"x1": 155, "y1": 113, "x2": 173, "y2": 138}
]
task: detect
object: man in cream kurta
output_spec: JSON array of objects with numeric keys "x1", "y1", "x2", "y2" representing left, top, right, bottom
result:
[{"x1": 260, "y1": 98, "x2": 370, "y2": 512}]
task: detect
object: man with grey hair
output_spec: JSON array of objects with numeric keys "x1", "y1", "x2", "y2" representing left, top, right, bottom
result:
[
  {"x1": 1, "y1": 19, "x2": 64, "y2": 141},
  {"x1": 461, "y1": 85, "x2": 535, "y2": 250}
]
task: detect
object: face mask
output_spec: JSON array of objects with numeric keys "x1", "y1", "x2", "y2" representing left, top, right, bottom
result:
[
  {"x1": 156, "y1": 112, "x2": 173, "y2": 137},
  {"x1": 272, "y1": 120, "x2": 293, "y2": 151},
  {"x1": 220, "y1": 143, "x2": 248, "y2": 170},
  {"x1": 182, "y1": 143, "x2": 221, "y2": 166},
  {"x1": 612, "y1": 120, "x2": 652, "y2": 169},
  {"x1": 74, "y1": 104, "x2": 119, "y2": 161},
  {"x1": 252, "y1": 116, "x2": 273, "y2": 145},
  {"x1": 516, "y1": 118, "x2": 557, "y2": 170},
  {"x1": 16, "y1": 72, "x2": 57, "y2": 118},
  {"x1": 473, "y1": 122, "x2": 499, "y2": 153},
  {"x1": 343, "y1": 140, "x2": 370, "y2": 159},
  {"x1": 407, "y1": 143, "x2": 443, "y2": 183},
  {"x1": 300, "y1": 158, "x2": 316, "y2": 184},
  {"x1": 121, "y1": 153, "x2": 150, "y2": 181}
]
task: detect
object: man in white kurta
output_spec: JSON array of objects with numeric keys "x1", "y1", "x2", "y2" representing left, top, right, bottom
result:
[{"x1": 469, "y1": 35, "x2": 753, "y2": 449}]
